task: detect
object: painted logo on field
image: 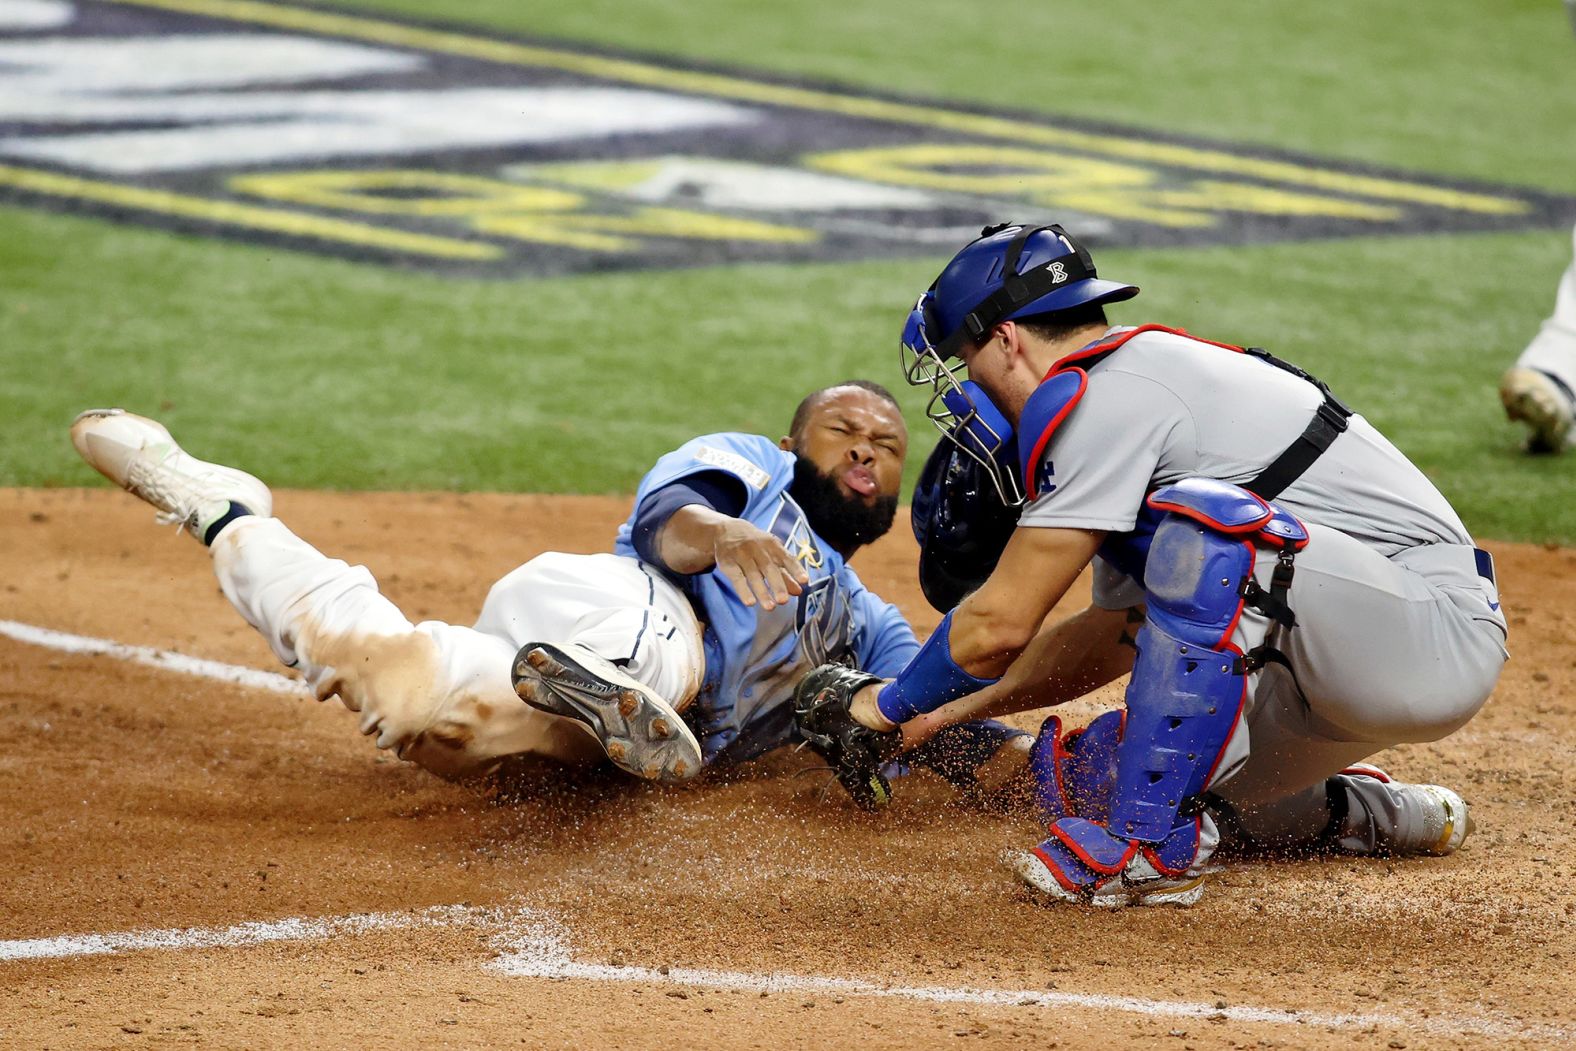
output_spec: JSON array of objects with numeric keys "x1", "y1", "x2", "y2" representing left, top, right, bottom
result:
[{"x1": 0, "y1": 0, "x2": 1572, "y2": 275}]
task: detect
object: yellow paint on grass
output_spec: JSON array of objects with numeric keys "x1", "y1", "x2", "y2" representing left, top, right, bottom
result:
[
  {"x1": 0, "y1": 164, "x2": 500, "y2": 260},
  {"x1": 114, "y1": 0, "x2": 1529, "y2": 218}
]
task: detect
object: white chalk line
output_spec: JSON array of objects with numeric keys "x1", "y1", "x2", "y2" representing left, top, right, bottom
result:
[
  {"x1": 0, "y1": 619, "x2": 306, "y2": 696},
  {"x1": 3, "y1": 623, "x2": 1569, "y2": 1040},
  {"x1": 2, "y1": 905, "x2": 1567, "y2": 1042},
  {"x1": 0, "y1": 905, "x2": 484, "y2": 962}
]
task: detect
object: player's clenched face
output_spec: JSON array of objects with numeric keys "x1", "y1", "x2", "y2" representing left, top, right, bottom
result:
[
  {"x1": 785, "y1": 386, "x2": 908, "y2": 504},
  {"x1": 781, "y1": 386, "x2": 908, "y2": 553}
]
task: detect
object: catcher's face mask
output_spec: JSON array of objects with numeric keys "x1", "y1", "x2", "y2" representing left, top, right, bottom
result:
[
  {"x1": 901, "y1": 311, "x2": 1024, "y2": 509},
  {"x1": 901, "y1": 292, "x2": 1023, "y2": 507}
]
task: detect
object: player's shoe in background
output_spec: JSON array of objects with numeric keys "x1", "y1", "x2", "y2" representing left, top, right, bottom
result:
[
  {"x1": 70, "y1": 409, "x2": 272, "y2": 543},
  {"x1": 1334, "y1": 763, "x2": 1474, "y2": 856},
  {"x1": 512, "y1": 641, "x2": 703, "y2": 784},
  {"x1": 1499, "y1": 366, "x2": 1574, "y2": 453}
]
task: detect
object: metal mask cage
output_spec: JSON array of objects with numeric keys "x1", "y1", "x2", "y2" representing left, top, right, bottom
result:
[{"x1": 923, "y1": 369, "x2": 1026, "y2": 509}]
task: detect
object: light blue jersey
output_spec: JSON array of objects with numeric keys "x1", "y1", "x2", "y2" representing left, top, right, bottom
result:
[{"x1": 614, "y1": 432, "x2": 918, "y2": 765}]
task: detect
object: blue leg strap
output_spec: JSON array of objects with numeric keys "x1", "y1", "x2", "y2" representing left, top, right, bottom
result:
[{"x1": 1106, "y1": 513, "x2": 1253, "y2": 842}]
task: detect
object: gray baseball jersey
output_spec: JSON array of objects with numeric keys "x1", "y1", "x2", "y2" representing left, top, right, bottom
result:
[
  {"x1": 1015, "y1": 325, "x2": 1507, "y2": 832},
  {"x1": 1018, "y1": 326, "x2": 1479, "y2": 607}
]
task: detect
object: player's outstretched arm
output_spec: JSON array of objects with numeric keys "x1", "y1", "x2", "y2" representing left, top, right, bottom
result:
[
  {"x1": 898, "y1": 603, "x2": 1139, "y2": 749},
  {"x1": 655, "y1": 505, "x2": 809, "y2": 611},
  {"x1": 845, "y1": 524, "x2": 1103, "y2": 734}
]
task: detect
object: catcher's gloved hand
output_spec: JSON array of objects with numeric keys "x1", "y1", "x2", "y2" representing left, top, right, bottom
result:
[{"x1": 792, "y1": 663, "x2": 902, "y2": 810}]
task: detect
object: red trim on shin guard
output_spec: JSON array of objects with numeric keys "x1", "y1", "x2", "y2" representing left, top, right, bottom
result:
[
  {"x1": 1142, "y1": 815, "x2": 1204, "y2": 877},
  {"x1": 1030, "y1": 845, "x2": 1090, "y2": 894},
  {"x1": 1213, "y1": 541, "x2": 1256, "y2": 649},
  {"x1": 1049, "y1": 824, "x2": 1140, "y2": 875},
  {"x1": 1199, "y1": 670, "x2": 1248, "y2": 791}
]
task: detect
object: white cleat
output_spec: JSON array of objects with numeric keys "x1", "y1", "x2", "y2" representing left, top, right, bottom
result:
[
  {"x1": 1499, "y1": 366, "x2": 1574, "y2": 453},
  {"x1": 1337, "y1": 764, "x2": 1475, "y2": 856},
  {"x1": 70, "y1": 409, "x2": 272, "y2": 542},
  {"x1": 1413, "y1": 784, "x2": 1474, "y2": 856},
  {"x1": 1004, "y1": 848, "x2": 1207, "y2": 909},
  {"x1": 512, "y1": 641, "x2": 703, "y2": 784}
]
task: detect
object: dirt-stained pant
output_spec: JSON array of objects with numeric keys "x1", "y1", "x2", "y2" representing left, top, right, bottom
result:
[
  {"x1": 210, "y1": 517, "x2": 706, "y2": 781},
  {"x1": 1211, "y1": 523, "x2": 1508, "y2": 852}
]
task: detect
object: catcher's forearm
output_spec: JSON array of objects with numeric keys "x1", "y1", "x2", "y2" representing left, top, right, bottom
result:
[{"x1": 901, "y1": 604, "x2": 1138, "y2": 745}]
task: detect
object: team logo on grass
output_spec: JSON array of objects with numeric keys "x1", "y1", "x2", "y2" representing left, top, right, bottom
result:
[{"x1": 0, "y1": 0, "x2": 1571, "y2": 275}]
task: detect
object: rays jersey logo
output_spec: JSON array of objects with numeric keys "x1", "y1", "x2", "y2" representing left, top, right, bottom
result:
[{"x1": 766, "y1": 497, "x2": 851, "y2": 666}]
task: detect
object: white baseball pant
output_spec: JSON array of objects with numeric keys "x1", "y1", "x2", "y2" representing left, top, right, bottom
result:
[{"x1": 209, "y1": 517, "x2": 705, "y2": 780}]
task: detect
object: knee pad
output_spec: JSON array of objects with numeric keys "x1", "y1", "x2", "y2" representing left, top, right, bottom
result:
[{"x1": 1107, "y1": 478, "x2": 1308, "y2": 842}]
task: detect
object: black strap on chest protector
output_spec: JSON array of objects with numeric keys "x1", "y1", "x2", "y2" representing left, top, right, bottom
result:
[{"x1": 1240, "y1": 347, "x2": 1354, "y2": 500}]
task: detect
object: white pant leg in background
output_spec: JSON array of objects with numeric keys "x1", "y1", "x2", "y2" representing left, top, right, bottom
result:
[
  {"x1": 1211, "y1": 524, "x2": 1508, "y2": 849},
  {"x1": 211, "y1": 519, "x2": 703, "y2": 781},
  {"x1": 1517, "y1": 223, "x2": 1576, "y2": 393}
]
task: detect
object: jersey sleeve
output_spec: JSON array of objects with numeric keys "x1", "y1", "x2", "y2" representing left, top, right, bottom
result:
[
  {"x1": 1017, "y1": 369, "x2": 1192, "y2": 534},
  {"x1": 633, "y1": 433, "x2": 792, "y2": 520},
  {"x1": 847, "y1": 574, "x2": 919, "y2": 678}
]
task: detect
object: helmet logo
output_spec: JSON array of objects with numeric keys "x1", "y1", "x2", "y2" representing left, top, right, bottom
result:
[{"x1": 1046, "y1": 261, "x2": 1069, "y2": 284}]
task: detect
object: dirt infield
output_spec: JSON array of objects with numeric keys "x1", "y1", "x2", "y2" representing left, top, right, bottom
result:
[{"x1": 3, "y1": 487, "x2": 1573, "y2": 1050}]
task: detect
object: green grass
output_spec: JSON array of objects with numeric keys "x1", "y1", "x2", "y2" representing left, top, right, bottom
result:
[
  {"x1": 332, "y1": 0, "x2": 1576, "y2": 193},
  {"x1": 2, "y1": 0, "x2": 1574, "y2": 542}
]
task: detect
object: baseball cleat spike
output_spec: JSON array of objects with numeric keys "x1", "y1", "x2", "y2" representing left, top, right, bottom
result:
[{"x1": 511, "y1": 641, "x2": 702, "y2": 784}]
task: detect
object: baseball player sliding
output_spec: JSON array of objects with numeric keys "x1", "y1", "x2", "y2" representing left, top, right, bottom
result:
[
  {"x1": 795, "y1": 224, "x2": 1508, "y2": 906},
  {"x1": 69, "y1": 383, "x2": 1024, "y2": 794}
]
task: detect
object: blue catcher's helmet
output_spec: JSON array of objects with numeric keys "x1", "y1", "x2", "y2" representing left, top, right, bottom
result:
[{"x1": 900, "y1": 222, "x2": 1138, "y2": 507}]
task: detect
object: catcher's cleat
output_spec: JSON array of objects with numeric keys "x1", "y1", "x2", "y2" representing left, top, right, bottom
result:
[
  {"x1": 792, "y1": 663, "x2": 902, "y2": 810},
  {"x1": 1004, "y1": 847, "x2": 1207, "y2": 909},
  {"x1": 512, "y1": 641, "x2": 702, "y2": 784},
  {"x1": 1335, "y1": 764, "x2": 1475, "y2": 856},
  {"x1": 70, "y1": 408, "x2": 272, "y2": 543},
  {"x1": 1500, "y1": 366, "x2": 1574, "y2": 453}
]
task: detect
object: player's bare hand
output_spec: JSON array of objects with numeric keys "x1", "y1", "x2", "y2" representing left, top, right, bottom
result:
[{"x1": 711, "y1": 519, "x2": 809, "y2": 611}]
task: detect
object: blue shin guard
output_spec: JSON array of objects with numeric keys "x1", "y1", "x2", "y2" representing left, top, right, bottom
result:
[{"x1": 1018, "y1": 478, "x2": 1307, "y2": 902}]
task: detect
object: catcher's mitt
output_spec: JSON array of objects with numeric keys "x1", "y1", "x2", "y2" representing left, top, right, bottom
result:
[{"x1": 792, "y1": 663, "x2": 901, "y2": 810}]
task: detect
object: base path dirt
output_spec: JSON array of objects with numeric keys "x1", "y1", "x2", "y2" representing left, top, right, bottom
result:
[{"x1": 2, "y1": 488, "x2": 1573, "y2": 1050}]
